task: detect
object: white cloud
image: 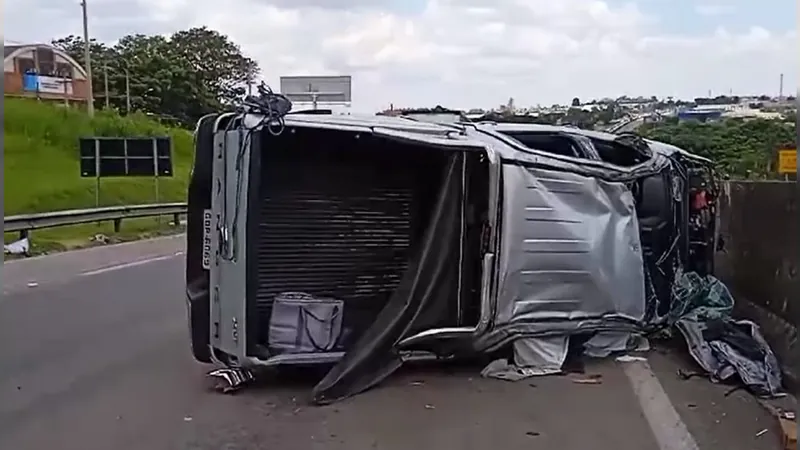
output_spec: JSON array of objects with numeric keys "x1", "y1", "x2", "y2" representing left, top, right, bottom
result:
[{"x1": 4, "y1": 0, "x2": 797, "y2": 111}]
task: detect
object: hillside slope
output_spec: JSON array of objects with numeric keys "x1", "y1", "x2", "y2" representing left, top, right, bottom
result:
[{"x1": 4, "y1": 99, "x2": 193, "y2": 215}]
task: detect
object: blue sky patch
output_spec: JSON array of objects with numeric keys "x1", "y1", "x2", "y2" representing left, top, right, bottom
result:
[{"x1": 632, "y1": 0, "x2": 795, "y2": 35}]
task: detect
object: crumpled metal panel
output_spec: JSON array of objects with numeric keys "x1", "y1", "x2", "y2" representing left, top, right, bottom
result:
[{"x1": 495, "y1": 165, "x2": 647, "y2": 325}]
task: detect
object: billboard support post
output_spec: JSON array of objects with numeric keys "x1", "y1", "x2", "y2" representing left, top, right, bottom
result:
[
  {"x1": 279, "y1": 75, "x2": 352, "y2": 111},
  {"x1": 152, "y1": 138, "x2": 161, "y2": 226},
  {"x1": 94, "y1": 139, "x2": 101, "y2": 208}
]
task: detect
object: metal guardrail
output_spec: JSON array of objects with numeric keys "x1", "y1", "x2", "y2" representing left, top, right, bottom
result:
[{"x1": 4, "y1": 203, "x2": 188, "y2": 239}]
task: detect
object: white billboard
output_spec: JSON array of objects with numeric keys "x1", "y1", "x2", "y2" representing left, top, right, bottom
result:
[
  {"x1": 279, "y1": 75, "x2": 351, "y2": 107},
  {"x1": 39, "y1": 76, "x2": 73, "y2": 95},
  {"x1": 23, "y1": 75, "x2": 73, "y2": 95}
]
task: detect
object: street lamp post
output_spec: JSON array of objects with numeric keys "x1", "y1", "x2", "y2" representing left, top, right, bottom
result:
[{"x1": 80, "y1": 0, "x2": 95, "y2": 117}]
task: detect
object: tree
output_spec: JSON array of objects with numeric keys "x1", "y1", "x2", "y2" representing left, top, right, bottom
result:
[
  {"x1": 52, "y1": 27, "x2": 259, "y2": 126},
  {"x1": 571, "y1": 97, "x2": 580, "y2": 107},
  {"x1": 169, "y1": 27, "x2": 258, "y2": 103},
  {"x1": 638, "y1": 118, "x2": 796, "y2": 178}
]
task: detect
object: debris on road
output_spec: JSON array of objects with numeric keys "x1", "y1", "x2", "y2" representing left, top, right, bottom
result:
[
  {"x1": 778, "y1": 414, "x2": 796, "y2": 449},
  {"x1": 755, "y1": 428, "x2": 768, "y2": 437},
  {"x1": 677, "y1": 369, "x2": 704, "y2": 380},
  {"x1": 4, "y1": 237, "x2": 30, "y2": 255},
  {"x1": 760, "y1": 402, "x2": 797, "y2": 450},
  {"x1": 571, "y1": 378, "x2": 602, "y2": 385},
  {"x1": 667, "y1": 272, "x2": 784, "y2": 398},
  {"x1": 92, "y1": 233, "x2": 110, "y2": 245},
  {"x1": 207, "y1": 367, "x2": 255, "y2": 394},
  {"x1": 615, "y1": 355, "x2": 647, "y2": 363},
  {"x1": 481, "y1": 358, "x2": 555, "y2": 381},
  {"x1": 571, "y1": 374, "x2": 603, "y2": 385}
]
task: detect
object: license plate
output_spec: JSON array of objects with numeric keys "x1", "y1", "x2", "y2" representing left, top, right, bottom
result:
[{"x1": 202, "y1": 209, "x2": 213, "y2": 270}]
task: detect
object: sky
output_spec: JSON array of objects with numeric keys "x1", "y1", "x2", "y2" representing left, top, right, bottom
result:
[{"x1": 3, "y1": 0, "x2": 798, "y2": 112}]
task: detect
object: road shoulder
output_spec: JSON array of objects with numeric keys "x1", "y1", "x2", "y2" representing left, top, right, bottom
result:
[
  {"x1": 2, "y1": 234, "x2": 185, "y2": 294},
  {"x1": 647, "y1": 348, "x2": 788, "y2": 450}
]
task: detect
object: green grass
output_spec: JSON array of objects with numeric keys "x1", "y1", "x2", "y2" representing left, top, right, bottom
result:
[
  {"x1": 4, "y1": 219, "x2": 186, "y2": 259},
  {"x1": 4, "y1": 98, "x2": 194, "y2": 253}
]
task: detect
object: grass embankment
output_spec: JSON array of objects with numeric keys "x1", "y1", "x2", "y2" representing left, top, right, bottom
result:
[{"x1": 4, "y1": 98, "x2": 194, "y2": 254}]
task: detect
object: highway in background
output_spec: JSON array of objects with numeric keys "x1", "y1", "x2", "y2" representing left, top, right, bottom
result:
[{"x1": 0, "y1": 238, "x2": 784, "y2": 450}]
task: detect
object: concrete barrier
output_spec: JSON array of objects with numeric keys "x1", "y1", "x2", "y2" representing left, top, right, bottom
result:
[{"x1": 716, "y1": 180, "x2": 798, "y2": 391}]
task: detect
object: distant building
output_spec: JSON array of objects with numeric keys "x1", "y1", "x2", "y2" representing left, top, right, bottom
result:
[
  {"x1": 678, "y1": 103, "x2": 786, "y2": 121},
  {"x1": 4, "y1": 43, "x2": 89, "y2": 104},
  {"x1": 377, "y1": 105, "x2": 467, "y2": 124},
  {"x1": 677, "y1": 110, "x2": 723, "y2": 122},
  {"x1": 677, "y1": 105, "x2": 726, "y2": 122}
]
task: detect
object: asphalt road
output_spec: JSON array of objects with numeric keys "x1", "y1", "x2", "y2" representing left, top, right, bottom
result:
[{"x1": 0, "y1": 238, "x2": 788, "y2": 450}]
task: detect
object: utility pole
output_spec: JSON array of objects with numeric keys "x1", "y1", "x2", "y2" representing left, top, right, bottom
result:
[
  {"x1": 80, "y1": 0, "x2": 95, "y2": 117},
  {"x1": 62, "y1": 71, "x2": 69, "y2": 107},
  {"x1": 307, "y1": 83, "x2": 318, "y2": 110},
  {"x1": 103, "y1": 63, "x2": 109, "y2": 109},
  {"x1": 125, "y1": 68, "x2": 131, "y2": 113}
]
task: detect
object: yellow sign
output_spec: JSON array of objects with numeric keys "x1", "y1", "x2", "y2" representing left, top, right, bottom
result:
[{"x1": 778, "y1": 148, "x2": 796, "y2": 174}]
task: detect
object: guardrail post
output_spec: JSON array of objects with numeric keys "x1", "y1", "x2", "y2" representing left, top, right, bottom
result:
[
  {"x1": 172, "y1": 213, "x2": 180, "y2": 227},
  {"x1": 113, "y1": 218, "x2": 122, "y2": 233}
]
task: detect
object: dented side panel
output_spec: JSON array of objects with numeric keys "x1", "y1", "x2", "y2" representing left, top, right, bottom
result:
[{"x1": 495, "y1": 165, "x2": 647, "y2": 325}]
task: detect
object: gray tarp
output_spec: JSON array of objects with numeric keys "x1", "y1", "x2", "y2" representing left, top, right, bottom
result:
[{"x1": 669, "y1": 271, "x2": 784, "y2": 398}]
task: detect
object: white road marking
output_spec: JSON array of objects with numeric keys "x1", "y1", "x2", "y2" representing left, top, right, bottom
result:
[
  {"x1": 621, "y1": 359, "x2": 701, "y2": 450},
  {"x1": 80, "y1": 254, "x2": 180, "y2": 277}
]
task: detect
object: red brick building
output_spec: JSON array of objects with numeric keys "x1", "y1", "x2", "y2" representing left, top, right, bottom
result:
[{"x1": 4, "y1": 43, "x2": 89, "y2": 104}]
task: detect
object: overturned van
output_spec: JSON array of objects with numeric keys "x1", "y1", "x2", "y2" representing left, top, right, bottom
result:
[{"x1": 185, "y1": 109, "x2": 719, "y2": 404}]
